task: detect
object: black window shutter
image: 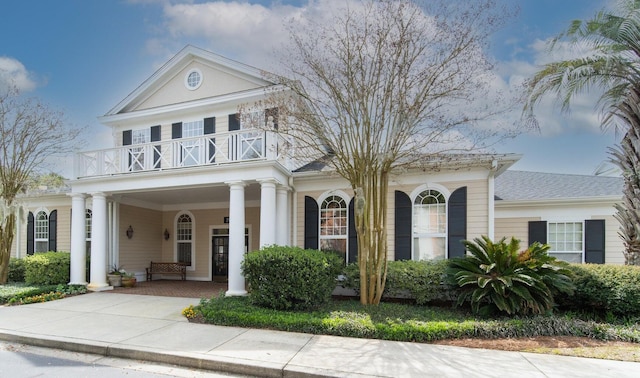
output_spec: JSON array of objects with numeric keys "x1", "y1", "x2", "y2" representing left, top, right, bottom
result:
[
  {"x1": 228, "y1": 113, "x2": 240, "y2": 131},
  {"x1": 122, "y1": 130, "x2": 132, "y2": 146},
  {"x1": 304, "y1": 196, "x2": 319, "y2": 250},
  {"x1": 204, "y1": 117, "x2": 216, "y2": 134},
  {"x1": 585, "y1": 219, "x2": 605, "y2": 264},
  {"x1": 394, "y1": 191, "x2": 412, "y2": 260},
  {"x1": 27, "y1": 212, "x2": 34, "y2": 255},
  {"x1": 348, "y1": 198, "x2": 358, "y2": 263},
  {"x1": 528, "y1": 221, "x2": 547, "y2": 246},
  {"x1": 447, "y1": 187, "x2": 467, "y2": 258},
  {"x1": 172, "y1": 122, "x2": 182, "y2": 139},
  {"x1": 265, "y1": 108, "x2": 278, "y2": 130},
  {"x1": 48, "y1": 210, "x2": 57, "y2": 252},
  {"x1": 150, "y1": 125, "x2": 161, "y2": 142},
  {"x1": 150, "y1": 125, "x2": 161, "y2": 169}
]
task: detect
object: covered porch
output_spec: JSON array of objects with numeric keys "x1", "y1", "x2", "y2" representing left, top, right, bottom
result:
[
  {"x1": 67, "y1": 160, "x2": 293, "y2": 296},
  {"x1": 106, "y1": 280, "x2": 227, "y2": 299}
]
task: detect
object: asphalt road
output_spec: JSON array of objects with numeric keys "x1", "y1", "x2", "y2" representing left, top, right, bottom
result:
[{"x1": 0, "y1": 341, "x2": 248, "y2": 378}]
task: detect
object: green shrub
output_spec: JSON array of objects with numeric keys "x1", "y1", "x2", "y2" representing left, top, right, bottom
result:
[
  {"x1": 242, "y1": 246, "x2": 342, "y2": 311},
  {"x1": 8, "y1": 258, "x2": 26, "y2": 282},
  {"x1": 0, "y1": 283, "x2": 59, "y2": 304},
  {"x1": 24, "y1": 252, "x2": 70, "y2": 285},
  {"x1": 447, "y1": 236, "x2": 574, "y2": 316},
  {"x1": 341, "y1": 260, "x2": 458, "y2": 304},
  {"x1": 557, "y1": 264, "x2": 640, "y2": 316}
]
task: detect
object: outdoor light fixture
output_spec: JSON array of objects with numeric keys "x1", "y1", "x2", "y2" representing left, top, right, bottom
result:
[
  {"x1": 126, "y1": 225, "x2": 134, "y2": 239},
  {"x1": 164, "y1": 228, "x2": 170, "y2": 240}
]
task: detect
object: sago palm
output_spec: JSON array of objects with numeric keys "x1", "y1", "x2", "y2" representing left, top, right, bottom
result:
[
  {"x1": 447, "y1": 236, "x2": 574, "y2": 316},
  {"x1": 524, "y1": 0, "x2": 640, "y2": 265}
]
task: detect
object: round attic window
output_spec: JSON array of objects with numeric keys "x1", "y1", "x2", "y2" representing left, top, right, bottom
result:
[{"x1": 185, "y1": 69, "x2": 202, "y2": 90}]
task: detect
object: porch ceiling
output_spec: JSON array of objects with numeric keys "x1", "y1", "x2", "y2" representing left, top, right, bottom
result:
[{"x1": 118, "y1": 183, "x2": 261, "y2": 207}]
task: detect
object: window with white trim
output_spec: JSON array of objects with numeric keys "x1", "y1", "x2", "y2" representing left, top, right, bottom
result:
[
  {"x1": 130, "y1": 128, "x2": 150, "y2": 171},
  {"x1": 181, "y1": 120, "x2": 204, "y2": 166},
  {"x1": 85, "y1": 209, "x2": 92, "y2": 254},
  {"x1": 185, "y1": 69, "x2": 203, "y2": 90},
  {"x1": 413, "y1": 190, "x2": 446, "y2": 260},
  {"x1": 319, "y1": 195, "x2": 347, "y2": 257},
  {"x1": 35, "y1": 211, "x2": 49, "y2": 253},
  {"x1": 548, "y1": 222, "x2": 583, "y2": 263},
  {"x1": 239, "y1": 111, "x2": 264, "y2": 159},
  {"x1": 176, "y1": 213, "x2": 193, "y2": 267}
]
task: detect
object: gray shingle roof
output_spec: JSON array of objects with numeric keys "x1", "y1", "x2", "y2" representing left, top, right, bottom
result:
[{"x1": 495, "y1": 170, "x2": 623, "y2": 201}]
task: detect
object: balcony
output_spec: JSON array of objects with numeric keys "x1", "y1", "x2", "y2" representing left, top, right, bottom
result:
[{"x1": 74, "y1": 130, "x2": 291, "y2": 178}]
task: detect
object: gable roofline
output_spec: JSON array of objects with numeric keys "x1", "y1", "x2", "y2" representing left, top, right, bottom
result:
[
  {"x1": 98, "y1": 85, "x2": 286, "y2": 126},
  {"x1": 105, "y1": 45, "x2": 276, "y2": 116},
  {"x1": 293, "y1": 153, "x2": 522, "y2": 176}
]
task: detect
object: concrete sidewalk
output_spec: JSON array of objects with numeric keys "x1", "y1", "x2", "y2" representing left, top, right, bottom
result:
[{"x1": 0, "y1": 293, "x2": 638, "y2": 377}]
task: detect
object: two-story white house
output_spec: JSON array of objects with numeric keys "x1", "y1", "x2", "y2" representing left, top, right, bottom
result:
[{"x1": 11, "y1": 46, "x2": 625, "y2": 294}]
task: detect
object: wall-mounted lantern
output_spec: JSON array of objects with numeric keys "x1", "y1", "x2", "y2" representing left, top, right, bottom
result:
[
  {"x1": 164, "y1": 228, "x2": 170, "y2": 240},
  {"x1": 126, "y1": 225, "x2": 134, "y2": 239}
]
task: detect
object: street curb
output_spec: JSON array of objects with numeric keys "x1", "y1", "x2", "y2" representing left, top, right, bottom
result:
[{"x1": 0, "y1": 330, "x2": 334, "y2": 378}]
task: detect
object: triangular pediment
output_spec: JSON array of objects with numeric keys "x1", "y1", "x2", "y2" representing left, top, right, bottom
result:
[{"x1": 106, "y1": 45, "x2": 275, "y2": 115}]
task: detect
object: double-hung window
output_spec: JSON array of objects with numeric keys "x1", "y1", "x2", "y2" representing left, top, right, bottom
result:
[
  {"x1": 413, "y1": 190, "x2": 446, "y2": 260},
  {"x1": 176, "y1": 213, "x2": 193, "y2": 267},
  {"x1": 130, "y1": 129, "x2": 150, "y2": 171},
  {"x1": 85, "y1": 209, "x2": 92, "y2": 254},
  {"x1": 548, "y1": 222, "x2": 583, "y2": 263},
  {"x1": 181, "y1": 120, "x2": 204, "y2": 166},
  {"x1": 319, "y1": 196, "x2": 348, "y2": 258},
  {"x1": 35, "y1": 211, "x2": 49, "y2": 253}
]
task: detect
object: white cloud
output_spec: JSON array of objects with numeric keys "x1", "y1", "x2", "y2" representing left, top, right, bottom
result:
[
  {"x1": 493, "y1": 37, "x2": 604, "y2": 137},
  {"x1": 0, "y1": 56, "x2": 38, "y2": 92},
  {"x1": 157, "y1": 1, "x2": 299, "y2": 69}
]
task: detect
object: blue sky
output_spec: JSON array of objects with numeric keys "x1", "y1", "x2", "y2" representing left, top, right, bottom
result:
[{"x1": 0, "y1": 0, "x2": 618, "y2": 176}]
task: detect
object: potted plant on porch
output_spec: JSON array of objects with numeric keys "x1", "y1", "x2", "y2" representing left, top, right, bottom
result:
[
  {"x1": 121, "y1": 272, "x2": 137, "y2": 288},
  {"x1": 107, "y1": 265, "x2": 124, "y2": 287}
]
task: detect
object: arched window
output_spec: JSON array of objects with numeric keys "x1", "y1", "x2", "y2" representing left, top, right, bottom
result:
[
  {"x1": 35, "y1": 210, "x2": 49, "y2": 252},
  {"x1": 413, "y1": 190, "x2": 446, "y2": 260},
  {"x1": 176, "y1": 213, "x2": 193, "y2": 267},
  {"x1": 85, "y1": 209, "x2": 92, "y2": 254},
  {"x1": 320, "y1": 195, "x2": 348, "y2": 257}
]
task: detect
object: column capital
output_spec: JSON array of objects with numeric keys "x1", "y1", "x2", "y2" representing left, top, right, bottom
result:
[
  {"x1": 256, "y1": 178, "x2": 278, "y2": 186},
  {"x1": 68, "y1": 192, "x2": 87, "y2": 199},
  {"x1": 225, "y1": 180, "x2": 246, "y2": 188},
  {"x1": 90, "y1": 192, "x2": 107, "y2": 198}
]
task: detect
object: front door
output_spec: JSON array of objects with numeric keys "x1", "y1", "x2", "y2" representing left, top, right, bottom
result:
[
  {"x1": 211, "y1": 228, "x2": 249, "y2": 281},
  {"x1": 212, "y1": 235, "x2": 229, "y2": 278}
]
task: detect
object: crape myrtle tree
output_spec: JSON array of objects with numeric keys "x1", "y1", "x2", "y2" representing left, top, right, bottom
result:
[
  {"x1": 0, "y1": 86, "x2": 81, "y2": 283},
  {"x1": 524, "y1": 0, "x2": 640, "y2": 265},
  {"x1": 246, "y1": 0, "x2": 520, "y2": 305}
]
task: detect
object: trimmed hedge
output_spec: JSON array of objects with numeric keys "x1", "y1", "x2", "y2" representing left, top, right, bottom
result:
[
  {"x1": 24, "y1": 252, "x2": 70, "y2": 286},
  {"x1": 242, "y1": 246, "x2": 343, "y2": 311},
  {"x1": 195, "y1": 296, "x2": 640, "y2": 343},
  {"x1": 8, "y1": 258, "x2": 26, "y2": 282},
  {"x1": 341, "y1": 260, "x2": 458, "y2": 304},
  {"x1": 557, "y1": 264, "x2": 640, "y2": 316}
]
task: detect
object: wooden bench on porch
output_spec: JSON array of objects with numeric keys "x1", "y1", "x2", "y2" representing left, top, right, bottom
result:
[{"x1": 146, "y1": 262, "x2": 187, "y2": 281}]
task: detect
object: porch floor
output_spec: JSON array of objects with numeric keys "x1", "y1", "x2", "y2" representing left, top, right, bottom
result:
[{"x1": 106, "y1": 280, "x2": 227, "y2": 299}]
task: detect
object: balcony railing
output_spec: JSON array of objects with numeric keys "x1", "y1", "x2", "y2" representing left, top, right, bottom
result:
[{"x1": 75, "y1": 130, "x2": 290, "y2": 178}]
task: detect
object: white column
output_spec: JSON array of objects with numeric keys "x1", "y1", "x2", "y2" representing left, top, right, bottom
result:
[
  {"x1": 276, "y1": 186, "x2": 289, "y2": 245},
  {"x1": 69, "y1": 193, "x2": 87, "y2": 285},
  {"x1": 87, "y1": 192, "x2": 110, "y2": 291},
  {"x1": 226, "y1": 181, "x2": 247, "y2": 296},
  {"x1": 258, "y1": 179, "x2": 277, "y2": 248}
]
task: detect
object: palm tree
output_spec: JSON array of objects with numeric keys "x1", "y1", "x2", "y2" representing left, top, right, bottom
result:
[{"x1": 524, "y1": 0, "x2": 640, "y2": 265}]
